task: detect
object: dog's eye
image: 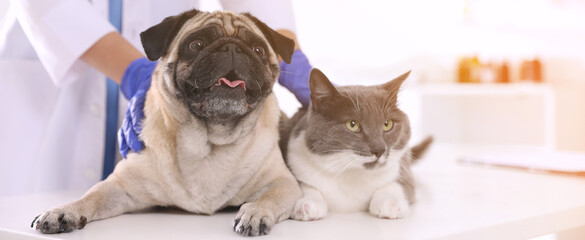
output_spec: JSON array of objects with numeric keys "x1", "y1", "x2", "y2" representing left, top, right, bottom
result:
[
  {"x1": 189, "y1": 39, "x2": 205, "y2": 51},
  {"x1": 252, "y1": 46, "x2": 265, "y2": 58}
]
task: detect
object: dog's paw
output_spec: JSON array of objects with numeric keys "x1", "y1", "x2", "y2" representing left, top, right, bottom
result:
[
  {"x1": 369, "y1": 197, "x2": 410, "y2": 219},
  {"x1": 291, "y1": 197, "x2": 327, "y2": 221},
  {"x1": 233, "y1": 202, "x2": 276, "y2": 236},
  {"x1": 31, "y1": 208, "x2": 88, "y2": 234}
]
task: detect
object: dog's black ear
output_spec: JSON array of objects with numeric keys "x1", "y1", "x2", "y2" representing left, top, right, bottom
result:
[
  {"x1": 140, "y1": 9, "x2": 200, "y2": 61},
  {"x1": 243, "y1": 13, "x2": 295, "y2": 64}
]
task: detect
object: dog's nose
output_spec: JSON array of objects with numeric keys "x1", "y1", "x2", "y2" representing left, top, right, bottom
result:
[{"x1": 220, "y1": 43, "x2": 242, "y2": 54}]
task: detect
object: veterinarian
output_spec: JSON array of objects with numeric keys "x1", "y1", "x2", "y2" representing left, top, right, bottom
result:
[{"x1": 0, "y1": 0, "x2": 312, "y2": 196}]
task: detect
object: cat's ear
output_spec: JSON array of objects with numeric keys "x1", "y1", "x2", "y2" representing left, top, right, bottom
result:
[
  {"x1": 309, "y1": 68, "x2": 340, "y2": 109},
  {"x1": 383, "y1": 70, "x2": 411, "y2": 93}
]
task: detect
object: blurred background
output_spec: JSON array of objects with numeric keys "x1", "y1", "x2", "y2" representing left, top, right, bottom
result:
[
  {"x1": 281, "y1": 0, "x2": 585, "y2": 152},
  {"x1": 1, "y1": 0, "x2": 583, "y2": 152}
]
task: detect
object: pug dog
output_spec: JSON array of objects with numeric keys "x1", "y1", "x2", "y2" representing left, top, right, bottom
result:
[{"x1": 31, "y1": 9, "x2": 302, "y2": 237}]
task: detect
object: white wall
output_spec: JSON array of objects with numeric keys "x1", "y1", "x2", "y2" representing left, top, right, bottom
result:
[
  {"x1": 0, "y1": 1, "x2": 8, "y2": 19},
  {"x1": 291, "y1": 0, "x2": 585, "y2": 85},
  {"x1": 287, "y1": 0, "x2": 585, "y2": 151}
]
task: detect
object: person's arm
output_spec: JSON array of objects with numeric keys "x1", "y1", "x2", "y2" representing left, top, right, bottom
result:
[
  {"x1": 12, "y1": 0, "x2": 154, "y2": 159},
  {"x1": 11, "y1": 0, "x2": 117, "y2": 86},
  {"x1": 274, "y1": 29, "x2": 312, "y2": 106},
  {"x1": 80, "y1": 32, "x2": 144, "y2": 84}
]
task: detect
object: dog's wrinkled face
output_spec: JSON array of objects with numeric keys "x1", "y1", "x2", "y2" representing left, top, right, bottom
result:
[
  {"x1": 140, "y1": 10, "x2": 294, "y2": 122},
  {"x1": 174, "y1": 24, "x2": 274, "y2": 120}
]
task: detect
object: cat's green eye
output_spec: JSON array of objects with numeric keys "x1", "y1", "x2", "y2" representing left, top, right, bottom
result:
[
  {"x1": 345, "y1": 120, "x2": 360, "y2": 132},
  {"x1": 383, "y1": 119, "x2": 394, "y2": 132}
]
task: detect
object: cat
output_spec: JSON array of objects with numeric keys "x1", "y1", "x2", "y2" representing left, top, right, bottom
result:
[{"x1": 279, "y1": 68, "x2": 432, "y2": 221}]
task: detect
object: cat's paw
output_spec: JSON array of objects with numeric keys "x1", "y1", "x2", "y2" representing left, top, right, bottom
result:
[
  {"x1": 233, "y1": 202, "x2": 275, "y2": 236},
  {"x1": 291, "y1": 197, "x2": 327, "y2": 221},
  {"x1": 31, "y1": 207, "x2": 88, "y2": 234},
  {"x1": 369, "y1": 197, "x2": 409, "y2": 219}
]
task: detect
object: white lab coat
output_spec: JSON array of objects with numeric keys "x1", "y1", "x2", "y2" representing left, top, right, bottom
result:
[{"x1": 0, "y1": 0, "x2": 295, "y2": 196}]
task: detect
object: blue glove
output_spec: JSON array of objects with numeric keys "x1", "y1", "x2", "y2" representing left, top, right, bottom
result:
[
  {"x1": 118, "y1": 57, "x2": 156, "y2": 158},
  {"x1": 279, "y1": 49, "x2": 312, "y2": 107}
]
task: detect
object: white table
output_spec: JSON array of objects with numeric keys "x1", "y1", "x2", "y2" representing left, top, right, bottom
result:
[{"x1": 2, "y1": 144, "x2": 585, "y2": 240}]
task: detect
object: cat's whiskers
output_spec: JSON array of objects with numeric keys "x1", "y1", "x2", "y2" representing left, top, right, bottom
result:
[
  {"x1": 348, "y1": 91, "x2": 362, "y2": 115},
  {"x1": 333, "y1": 157, "x2": 359, "y2": 179},
  {"x1": 312, "y1": 149, "x2": 355, "y2": 155},
  {"x1": 383, "y1": 90, "x2": 394, "y2": 112},
  {"x1": 385, "y1": 88, "x2": 401, "y2": 107},
  {"x1": 312, "y1": 152, "x2": 374, "y2": 179},
  {"x1": 303, "y1": 152, "x2": 357, "y2": 180},
  {"x1": 323, "y1": 156, "x2": 352, "y2": 171},
  {"x1": 304, "y1": 158, "x2": 348, "y2": 180},
  {"x1": 309, "y1": 141, "x2": 335, "y2": 153}
]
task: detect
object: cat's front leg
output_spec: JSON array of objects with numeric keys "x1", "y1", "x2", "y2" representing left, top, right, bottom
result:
[
  {"x1": 369, "y1": 181, "x2": 409, "y2": 219},
  {"x1": 291, "y1": 183, "x2": 328, "y2": 221}
]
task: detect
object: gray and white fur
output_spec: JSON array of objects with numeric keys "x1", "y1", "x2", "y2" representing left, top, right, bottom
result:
[{"x1": 280, "y1": 69, "x2": 432, "y2": 220}]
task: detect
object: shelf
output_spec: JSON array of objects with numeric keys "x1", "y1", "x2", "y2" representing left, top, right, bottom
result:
[
  {"x1": 402, "y1": 82, "x2": 556, "y2": 150},
  {"x1": 407, "y1": 83, "x2": 554, "y2": 96}
]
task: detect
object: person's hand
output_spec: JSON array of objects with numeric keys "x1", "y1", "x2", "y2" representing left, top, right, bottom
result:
[
  {"x1": 278, "y1": 49, "x2": 312, "y2": 107},
  {"x1": 118, "y1": 57, "x2": 156, "y2": 158}
]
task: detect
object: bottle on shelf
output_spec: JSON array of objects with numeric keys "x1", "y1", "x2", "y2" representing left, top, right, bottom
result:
[
  {"x1": 458, "y1": 55, "x2": 511, "y2": 84},
  {"x1": 496, "y1": 61, "x2": 510, "y2": 83},
  {"x1": 457, "y1": 55, "x2": 481, "y2": 83},
  {"x1": 520, "y1": 58, "x2": 543, "y2": 83}
]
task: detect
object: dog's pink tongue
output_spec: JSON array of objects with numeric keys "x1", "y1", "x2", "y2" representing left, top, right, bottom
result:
[{"x1": 216, "y1": 77, "x2": 246, "y2": 91}]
